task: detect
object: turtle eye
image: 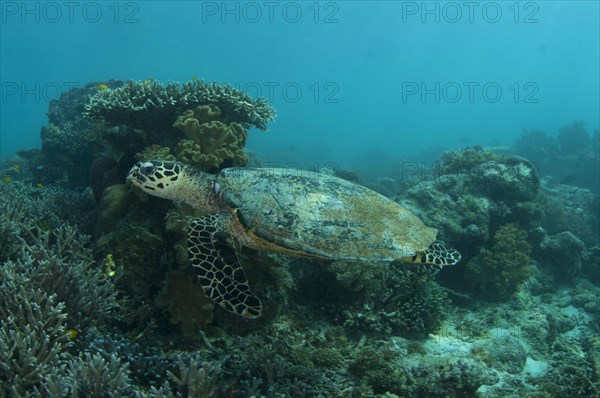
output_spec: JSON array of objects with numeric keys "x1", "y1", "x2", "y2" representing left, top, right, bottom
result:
[{"x1": 140, "y1": 164, "x2": 156, "y2": 176}]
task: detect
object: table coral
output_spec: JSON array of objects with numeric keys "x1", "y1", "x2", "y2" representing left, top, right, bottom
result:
[{"x1": 85, "y1": 79, "x2": 276, "y2": 132}]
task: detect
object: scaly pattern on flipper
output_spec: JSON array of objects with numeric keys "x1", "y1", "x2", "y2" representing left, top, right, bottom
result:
[
  {"x1": 188, "y1": 214, "x2": 262, "y2": 318},
  {"x1": 402, "y1": 241, "x2": 461, "y2": 266}
]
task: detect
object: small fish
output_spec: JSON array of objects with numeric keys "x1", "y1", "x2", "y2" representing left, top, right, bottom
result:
[
  {"x1": 144, "y1": 77, "x2": 154, "y2": 83},
  {"x1": 66, "y1": 329, "x2": 78, "y2": 339},
  {"x1": 2, "y1": 176, "x2": 11, "y2": 183},
  {"x1": 104, "y1": 253, "x2": 117, "y2": 278},
  {"x1": 11, "y1": 164, "x2": 20, "y2": 172},
  {"x1": 36, "y1": 183, "x2": 44, "y2": 189},
  {"x1": 96, "y1": 83, "x2": 108, "y2": 90}
]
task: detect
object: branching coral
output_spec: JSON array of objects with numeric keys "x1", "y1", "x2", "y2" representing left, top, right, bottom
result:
[
  {"x1": 0, "y1": 180, "x2": 96, "y2": 239},
  {"x1": 0, "y1": 260, "x2": 70, "y2": 396},
  {"x1": 465, "y1": 223, "x2": 532, "y2": 300},
  {"x1": 173, "y1": 104, "x2": 248, "y2": 170},
  {"x1": 19, "y1": 225, "x2": 119, "y2": 330},
  {"x1": 45, "y1": 352, "x2": 133, "y2": 397},
  {"x1": 85, "y1": 79, "x2": 276, "y2": 132},
  {"x1": 165, "y1": 354, "x2": 222, "y2": 398}
]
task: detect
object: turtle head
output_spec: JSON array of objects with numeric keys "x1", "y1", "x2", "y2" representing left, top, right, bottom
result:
[{"x1": 127, "y1": 160, "x2": 183, "y2": 200}]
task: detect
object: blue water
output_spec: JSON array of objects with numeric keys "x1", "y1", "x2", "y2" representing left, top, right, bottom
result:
[{"x1": 1, "y1": 1, "x2": 599, "y2": 171}]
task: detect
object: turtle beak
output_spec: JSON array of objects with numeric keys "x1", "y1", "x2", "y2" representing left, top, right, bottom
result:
[{"x1": 126, "y1": 163, "x2": 141, "y2": 184}]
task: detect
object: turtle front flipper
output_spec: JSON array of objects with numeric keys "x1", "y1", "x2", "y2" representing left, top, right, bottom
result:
[
  {"x1": 188, "y1": 214, "x2": 262, "y2": 318},
  {"x1": 402, "y1": 241, "x2": 461, "y2": 266}
]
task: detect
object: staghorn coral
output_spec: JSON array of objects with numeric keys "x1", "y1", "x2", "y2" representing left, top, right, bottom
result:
[
  {"x1": 133, "y1": 353, "x2": 223, "y2": 398},
  {"x1": 44, "y1": 352, "x2": 133, "y2": 397},
  {"x1": 0, "y1": 180, "x2": 96, "y2": 237},
  {"x1": 465, "y1": 223, "x2": 532, "y2": 300},
  {"x1": 85, "y1": 79, "x2": 276, "y2": 132},
  {"x1": 0, "y1": 260, "x2": 70, "y2": 397},
  {"x1": 20, "y1": 225, "x2": 119, "y2": 330},
  {"x1": 164, "y1": 354, "x2": 221, "y2": 398},
  {"x1": 173, "y1": 104, "x2": 249, "y2": 170}
]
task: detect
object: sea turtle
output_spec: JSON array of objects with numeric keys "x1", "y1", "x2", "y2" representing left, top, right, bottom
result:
[{"x1": 127, "y1": 160, "x2": 461, "y2": 318}]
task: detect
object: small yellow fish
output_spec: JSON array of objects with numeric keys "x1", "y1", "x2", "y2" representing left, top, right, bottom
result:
[
  {"x1": 104, "y1": 253, "x2": 117, "y2": 278},
  {"x1": 11, "y1": 164, "x2": 20, "y2": 172},
  {"x1": 97, "y1": 83, "x2": 108, "y2": 90},
  {"x1": 66, "y1": 329, "x2": 78, "y2": 339},
  {"x1": 2, "y1": 176, "x2": 11, "y2": 183},
  {"x1": 36, "y1": 183, "x2": 44, "y2": 189},
  {"x1": 144, "y1": 77, "x2": 154, "y2": 83}
]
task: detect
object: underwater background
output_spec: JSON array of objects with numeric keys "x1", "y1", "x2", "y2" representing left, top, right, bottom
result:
[{"x1": 0, "y1": 1, "x2": 599, "y2": 397}]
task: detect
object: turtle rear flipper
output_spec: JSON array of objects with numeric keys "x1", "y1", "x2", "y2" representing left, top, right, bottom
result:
[
  {"x1": 188, "y1": 215, "x2": 262, "y2": 318},
  {"x1": 402, "y1": 241, "x2": 461, "y2": 266}
]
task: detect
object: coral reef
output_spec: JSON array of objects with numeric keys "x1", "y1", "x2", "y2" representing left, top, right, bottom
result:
[
  {"x1": 514, "y1": 121, "x2": 599, "y2": 192},
  {"x1": 465, "y1": 224, "x2": 532, "y2": 300},
  {"x1": 539, "y1": 232, "x2": 585, "y2": 280},
  {"x1": 85, "y1": 79, "x2": 276, "y2": 132},
  {"x1": 173, "y1": 104, "x2": 248, "y2": 170},
  {"x1": 0, "y1": 184, "x2": 119, "y2": 395},
  {"x1": 0, "y1": 180, "x2": 96, "y2": 261},
  {"x1": 3, "y1": 86, "x2": 599, "y2": 398},
  {"x1": 295, "y1": 260, "x2": 448, "y2": 338},
  {"x1": 134, "y1": 144, "x2": 177, "y2": 162}
]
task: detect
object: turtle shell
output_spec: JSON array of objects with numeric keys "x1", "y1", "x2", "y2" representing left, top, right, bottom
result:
[{"x1": 216, "y1": 168, "x2": 437, "y2": 262}]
